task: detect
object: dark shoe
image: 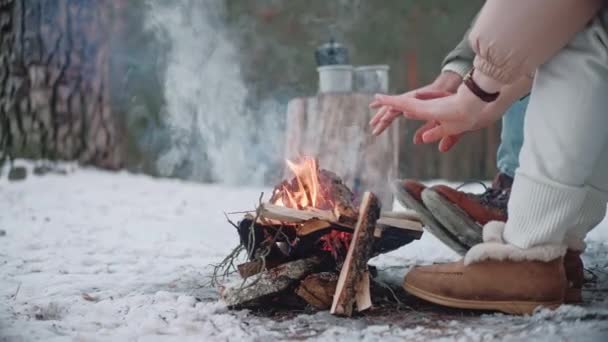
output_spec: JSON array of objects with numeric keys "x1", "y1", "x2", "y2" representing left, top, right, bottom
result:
[
  {"x1": 391, "y1": 179, "x2": 468, "y2": 255},
  {"x1": 434, "y1": 173, "x2": 511, "y2": 224},
  {"x1": 421, "y1": 173, "x2": 512, "y2": 249}
]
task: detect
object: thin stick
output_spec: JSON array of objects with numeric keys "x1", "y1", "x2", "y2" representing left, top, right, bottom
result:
[
  {"x1": 12, "y1": 282, "x2": 21, "y2": 300},
  {"x1": 223, "y1": 212, "x2": 240, "y2": 230},
  {"x1": 225, "y1": 210, "x2": 256, "y2": 215}
]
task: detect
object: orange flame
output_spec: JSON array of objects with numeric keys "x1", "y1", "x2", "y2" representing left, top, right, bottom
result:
[
  {"x1": 270, "y1": 157, "x2": 351, "y2": 259},
  {"x1": 273, "y1": 157, "x2": 332, "y2": 210}
]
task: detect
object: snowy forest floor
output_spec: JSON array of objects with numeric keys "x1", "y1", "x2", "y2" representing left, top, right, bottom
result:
[{"x1": 1, "y1": 163, "x2": 607, "y2": 341}]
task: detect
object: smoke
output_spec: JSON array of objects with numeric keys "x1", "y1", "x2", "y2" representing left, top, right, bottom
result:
[{"x1": 145, "y1": 0, "x2": 283, "y2": 185}]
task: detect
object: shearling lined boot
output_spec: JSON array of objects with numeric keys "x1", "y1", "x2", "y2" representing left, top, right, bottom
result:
[
  {"x1": 421, "y1": 183, "x2": 585, "y2": 304},
  {"x1": 394, "y1": 179, "x2": 585, "y2": 304},
  {"x1": 563, "y1": 249, "x2": 584, "y2": 303},
  {"x1": 403, "y1": 221, "x2": 567, "y2": 315}
]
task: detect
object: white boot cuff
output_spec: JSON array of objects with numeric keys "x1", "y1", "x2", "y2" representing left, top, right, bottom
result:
[{"x1": 464, "y1": 221, "x2": 567, "y2": 266}]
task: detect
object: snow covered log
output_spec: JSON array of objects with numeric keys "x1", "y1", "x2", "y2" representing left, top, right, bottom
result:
[
  {"x1": 330, "y1": 192, "x2": 380, "y2": 316},
  {"x1": 221, "y1": 257, "x2": 321, "y2": 307}
]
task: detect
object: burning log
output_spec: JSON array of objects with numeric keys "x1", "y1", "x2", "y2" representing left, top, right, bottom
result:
[
  {"x1": 221, "y1": 256, "x2": 321, "y2": 308},
  {"x1": 330, "y1": 192, "x2": 380, "y2": 316},
  {"x1": 258, "y1": 203, "x2": 421, "y2": 237},
  {"x1": 269, "y1": 159, "x2": 358, "y2": 220},
  {"x1": 298, "y1": 219, "x2": 333, "y2": 236},
  {"x1": 259, "y1": 204, "x2": 338, "y2": 224},
  {"x1": 221, "y1": 158, "x2": 423, "y2": 316}
]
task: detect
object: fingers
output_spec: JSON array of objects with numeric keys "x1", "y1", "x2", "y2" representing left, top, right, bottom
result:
[
  {"x1": 414, "y1": 90, "x2": 452, "y2": 100},
  {"x1": 370, "y1": 105, "x2": 390, "y2": 134},
  {"x1": 369, "y1": 100, "x2": 383, "y2": 110},
  {"x1": 421, "y1": 125, "x2": 446, "y2": 144},
  {"x1": 373, "y1": 94, "x2": 412, "y2": 114},
  {"x1": 369, "y1": 105, "x2": 389, "y2": 126},
  {"x1": 438, "y1": 134, "x2": 461, "y2": 152},
  {"x1": 374, "y1": 94, "x2": 442, "y2": 122},
  {"x1": 413, "y1": 121, "x2": 438, "y2": 144},
  {"x1": 371, "y1": 106, "x2": 402, "y2": 136}
]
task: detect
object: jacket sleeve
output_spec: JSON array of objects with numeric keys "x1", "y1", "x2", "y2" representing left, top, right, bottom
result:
[
  {"x1": 469, "y1": 0, "x2": 604, "y2": 85},
  {"x1": 441, "y1": 27, "x2": 475, "y2": 77}
]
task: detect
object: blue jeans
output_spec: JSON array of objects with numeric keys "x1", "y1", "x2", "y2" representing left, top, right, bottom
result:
[{"x1": 496, "y1": 96, "x2": 529, "y2": 177}]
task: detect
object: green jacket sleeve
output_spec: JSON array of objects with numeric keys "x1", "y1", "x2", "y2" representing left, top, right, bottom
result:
[{"x1": 441, "y1": 28, "x2": 474, "y2": 77}]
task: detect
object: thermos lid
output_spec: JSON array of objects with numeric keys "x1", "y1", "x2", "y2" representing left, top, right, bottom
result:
[{"x1": 315, "y1": 38, "x2": 349, "y2": 66}]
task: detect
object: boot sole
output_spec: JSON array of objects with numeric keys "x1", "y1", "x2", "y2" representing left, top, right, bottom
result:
[
  {"x1": 391, "y1": 181, "x2": 468, "y2": 255},
  {"x1": 421, "y1": 188, "x2": 483, "y2": 248},
  {"x1": 403, "y1": 282, "x2": 562, "y2": 315}
]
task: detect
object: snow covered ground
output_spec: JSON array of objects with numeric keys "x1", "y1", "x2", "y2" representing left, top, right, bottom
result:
[{"x1": 1, "y1": 163, "x2": 607, "y2": 341}]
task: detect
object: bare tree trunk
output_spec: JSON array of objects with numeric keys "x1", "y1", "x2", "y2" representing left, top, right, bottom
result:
[
  {"x1": 0, "y1": 0, "x2": 123, "y2": 169},
  {"x1": 0, "y1": 0, "x2": 16, "y2": 166}
]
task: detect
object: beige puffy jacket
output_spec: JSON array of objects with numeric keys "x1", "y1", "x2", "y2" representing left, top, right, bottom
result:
[{"x1": 469, "y1": 0, "x2": 605, "y2": 85}]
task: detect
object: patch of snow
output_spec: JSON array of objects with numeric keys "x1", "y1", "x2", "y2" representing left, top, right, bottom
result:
[{"x1": 1, "y1": 164, "x2": 607, "y2": 341}]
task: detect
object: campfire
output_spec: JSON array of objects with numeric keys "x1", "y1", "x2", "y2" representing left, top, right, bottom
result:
[{"x1": 219, "y1": 157, "x2": 423, "y2": 316}]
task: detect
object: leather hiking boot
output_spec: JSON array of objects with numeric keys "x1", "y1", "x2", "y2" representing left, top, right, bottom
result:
[
  {"x1": 564, "y1": 250, "x2": 584, "y2": 303},
  {"x1": 403, "y1": 258, "x2": 566, "y2": 315},
  {"x1": 421, "y1": 173, "x2": 512, "y2": 249},
  {"x1": 391, "y1": 179, "x2": 468, "y2": 255}
]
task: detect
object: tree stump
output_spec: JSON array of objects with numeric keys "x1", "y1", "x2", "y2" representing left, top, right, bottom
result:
[{"x1": 284, "y1": 94, "x2": 399, "y2": 206}]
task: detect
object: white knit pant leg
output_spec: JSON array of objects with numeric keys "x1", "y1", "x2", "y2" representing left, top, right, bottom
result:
[
  {"x1": 564, "y1": 142, "x2": 608, "y2": 251},
  {"x1": 503, "y1": 10, "x2": 608, "y2": 249}
]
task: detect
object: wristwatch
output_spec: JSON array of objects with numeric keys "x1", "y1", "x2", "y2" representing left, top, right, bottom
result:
[{"x1": 463, "y1": 68, "x2": 500, "y2": 103}]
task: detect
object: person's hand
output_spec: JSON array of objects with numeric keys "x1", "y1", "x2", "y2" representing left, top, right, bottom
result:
[
  {"x1": 373, "y1": 83, "x2": 498, "y2": 145},
  {"x1": 369, "y1": 71, "x2": 462, "y2": 135},
  {"x1": 369, "y1": 70, "x2": 463, "y2": 151}
]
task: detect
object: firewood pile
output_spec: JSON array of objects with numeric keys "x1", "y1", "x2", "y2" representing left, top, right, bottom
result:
[{"x1": 219, "y1": 158, "x2": 423, "y2": 317}]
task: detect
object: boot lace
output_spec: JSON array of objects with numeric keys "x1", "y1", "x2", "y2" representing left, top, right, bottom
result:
[{"x1": 456, "y1": 180, "x2": 510, "y2": 209}]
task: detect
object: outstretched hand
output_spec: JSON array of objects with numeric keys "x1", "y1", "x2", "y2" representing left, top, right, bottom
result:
[
  {"x1": 370, "y1": 70, "x2": 531, "y2": 152},
  {"x1": 369, "y1": 71, "x2": 464, "y2": 152},
  {"x1": 372, "y1": 83, "x2": 501, "y2": 150}
]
